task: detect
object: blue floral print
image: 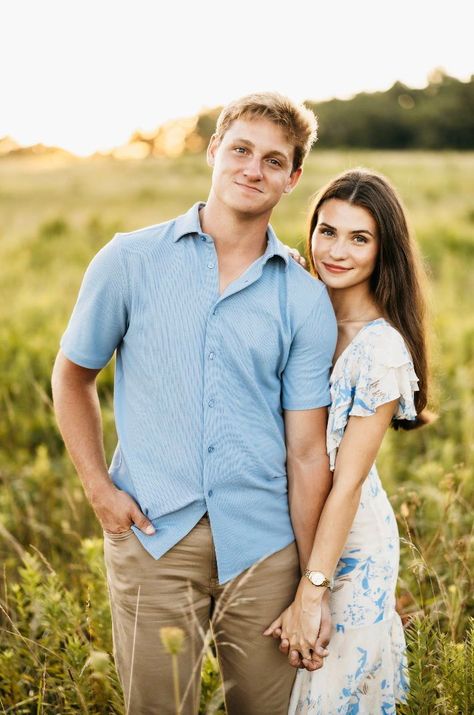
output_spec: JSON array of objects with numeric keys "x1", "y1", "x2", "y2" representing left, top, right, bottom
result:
[{"x1": 289, "y1": 320, "x2": 417, "y2": 714}]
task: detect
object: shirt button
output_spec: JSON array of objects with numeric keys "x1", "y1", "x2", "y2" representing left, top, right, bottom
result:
[
  {"x1": 207, "y1": 445, "x2": 215, "y2": 453},
  {"x1": 207, "y1": 262, "x2": 215, "y2": 269},
  {"x1": 208, "y1": 352, "x2": 215, "y2": 360},
  {"x1": 212, "y1": 309, "x2": 217, "y2": 316},
  {"x1": 208, "y1": 399, "x2": 215, "y2": 408},
  {"x1": 200, "y1": 235, "x2": 206, "y2": 242},
  {"x1": 208, "y1": 489, "x2": 213, "y2": 497}
]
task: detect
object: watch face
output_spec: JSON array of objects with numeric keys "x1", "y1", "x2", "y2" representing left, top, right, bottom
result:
[{"x1": 311, "y1": 571, "x2": 325, "y2": 586}]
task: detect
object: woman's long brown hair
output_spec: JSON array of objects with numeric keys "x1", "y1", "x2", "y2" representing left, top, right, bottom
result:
[{"x1": 307, "y1": 168, "x2": 432, "y2": 429}]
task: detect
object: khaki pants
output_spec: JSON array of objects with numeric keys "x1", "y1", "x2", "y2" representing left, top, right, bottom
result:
[{"x1": 104, "y1": 515, "x2": 300, "y2": 715}]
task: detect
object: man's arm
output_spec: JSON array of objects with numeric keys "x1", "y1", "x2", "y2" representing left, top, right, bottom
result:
[
  {"x1": 51, "y1": 350, "x2": 154, "y2": 535},
  {"x1": 285, "y1": 407, "x2": 332, "y2": 570},
  {"x1": 277, "y1": 407, "x2": 332, "y2": 670}
]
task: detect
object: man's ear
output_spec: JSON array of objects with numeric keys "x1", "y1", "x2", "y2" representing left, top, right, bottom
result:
[
  {"x1": 207, "y1": 133, "x2": 220, "y2": 168},
  {"x1": 284, "y1": 167, "x2": 303, "y2": 194}
]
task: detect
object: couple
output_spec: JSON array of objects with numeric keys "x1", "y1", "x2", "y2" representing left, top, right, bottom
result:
[{"x1": 52, "y1": 92, "x2": 430, "y2": 714}]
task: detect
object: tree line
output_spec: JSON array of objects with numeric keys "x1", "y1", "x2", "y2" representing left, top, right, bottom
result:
[
  {"x1": 124, "y1": 71, "x2": 473, "y2": 158},
  {"x1": 3, "y1": 71, "x2": 470, "y2": 160},
  {"x1": 307, "y1": 71, "x2": 474, "y2": 149}
]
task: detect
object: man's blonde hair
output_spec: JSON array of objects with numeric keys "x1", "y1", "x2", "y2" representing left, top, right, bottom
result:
[{"x1": 215, "y1": 92, "x2": 318, "y2": 172}]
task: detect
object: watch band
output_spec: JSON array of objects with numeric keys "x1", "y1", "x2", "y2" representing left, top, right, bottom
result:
[{"x1": 303, "y1": 568, "x2": 334, "y2": 590}]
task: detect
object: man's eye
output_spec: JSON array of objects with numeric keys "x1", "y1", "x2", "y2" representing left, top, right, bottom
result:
[
  {"x1": 234, "y1": 147, "x2": 247, "y2": 154},
  {"x1": 267, "y1": 158, "x2": 281, "y2": 167}
]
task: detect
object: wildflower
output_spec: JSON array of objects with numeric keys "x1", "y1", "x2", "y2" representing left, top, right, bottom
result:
[{"x1": 160, "y1": 626, "x2": 185, "y2": 655}]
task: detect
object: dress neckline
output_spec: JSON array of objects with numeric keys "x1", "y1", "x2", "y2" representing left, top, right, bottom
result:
[{"x1": 332, "y1": 317, "x2": 387, "y2": 373}]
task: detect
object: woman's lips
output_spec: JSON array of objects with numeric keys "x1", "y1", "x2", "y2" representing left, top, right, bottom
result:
[{"x1": 322, "y1": 262, "x2": 352, "y2": 273}]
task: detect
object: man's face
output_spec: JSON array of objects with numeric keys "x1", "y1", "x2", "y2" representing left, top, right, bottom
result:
[{"x1": 207, "y1": 118, "x2": 301, "y2": 218}]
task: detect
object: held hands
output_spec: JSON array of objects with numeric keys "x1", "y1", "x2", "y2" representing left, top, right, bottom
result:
[
  {"x1": 263, "y1": 580, "x2": 331, "y2": 671},
  {"x1": 90, "y1": 482, "x2": 155, "y2": 536}
]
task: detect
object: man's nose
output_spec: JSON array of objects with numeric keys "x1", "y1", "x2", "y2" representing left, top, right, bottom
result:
[{"x1": 243, "y1": 157, "x2": 263, "y2": 180}]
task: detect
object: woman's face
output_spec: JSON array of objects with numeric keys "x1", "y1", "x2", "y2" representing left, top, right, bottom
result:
[{"x1": 311, "y1": 199, "x2": 379, "y2": 291}]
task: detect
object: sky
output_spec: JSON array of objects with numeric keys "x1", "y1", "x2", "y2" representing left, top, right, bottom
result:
[{"x1": 2, "y1": 0, "x2": 473, "y2": 155}]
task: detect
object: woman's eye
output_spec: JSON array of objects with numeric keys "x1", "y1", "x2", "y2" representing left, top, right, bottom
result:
[
  {"x1": 353, "y1": 235, "x2": 368, "y2": 244},
  {"x1": 319, "y1": 228, "x2": 334, "y2": 237}
]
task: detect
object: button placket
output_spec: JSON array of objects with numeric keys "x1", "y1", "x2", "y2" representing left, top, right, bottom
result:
[{"x1": 202, "y1": 266, "x2": 221, "y2": 508}]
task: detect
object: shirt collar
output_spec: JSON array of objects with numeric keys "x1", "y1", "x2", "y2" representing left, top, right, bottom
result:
[
  {"x1": 264, "y1": 223, "x2": 290, "y2": 265},
  {"x1": 172, "y1": 202, "x2": 206, "y2": 242},
  {"x1": 172, "y1": 201, "x2": 289, "y2": 266}
]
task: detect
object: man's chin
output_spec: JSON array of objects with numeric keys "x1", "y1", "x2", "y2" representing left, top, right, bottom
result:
[{"x1": 226, "y1": 194, "x2": 275, "y2": 218}]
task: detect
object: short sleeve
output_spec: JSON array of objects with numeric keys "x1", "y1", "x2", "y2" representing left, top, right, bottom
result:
[
  {"x1": 60, "y1": 237, "x2": 129, "y2": 368},
  {"x1": 349, "y1": 329, "x2": 419, "y2": 421},
  {"x1": 327, "y1": 325, "x2": 419, "y2": 467},
  {"x1": 282, "y1": 288, "x2": 337, "y2": 410}
]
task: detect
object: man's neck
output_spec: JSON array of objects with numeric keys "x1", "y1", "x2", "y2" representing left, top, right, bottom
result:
[{"x1": 199, "y1": 196, "x2": 271, "y2": 260}]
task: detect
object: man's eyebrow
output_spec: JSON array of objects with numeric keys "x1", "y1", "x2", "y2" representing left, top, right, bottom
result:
[{"x1": 232, "y1": 138, "x2": 290, "y2": 162}]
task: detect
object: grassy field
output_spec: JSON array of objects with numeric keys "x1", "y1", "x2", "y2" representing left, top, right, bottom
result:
[{"x1": 0, "y1": 150, "x2": 473, "y2": 713}]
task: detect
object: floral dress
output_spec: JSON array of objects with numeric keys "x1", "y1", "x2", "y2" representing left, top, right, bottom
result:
[{"x1": 288, "y1": 319, "x2": 418, "y2": 715}]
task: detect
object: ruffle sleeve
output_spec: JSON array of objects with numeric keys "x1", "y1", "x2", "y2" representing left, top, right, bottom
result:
[{"x1": 327, "y1": 324, "x2": 419, "y2": 470}]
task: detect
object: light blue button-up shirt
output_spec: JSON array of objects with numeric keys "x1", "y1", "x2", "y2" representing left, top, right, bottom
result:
[{"x1": 61, "y1": 203, "x2": 337, "y2": 582}]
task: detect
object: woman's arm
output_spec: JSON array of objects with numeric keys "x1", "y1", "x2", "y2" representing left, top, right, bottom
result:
[
  {"x1": 303, "y1": 398, "x2": 398, "y2": 578},
  {"x1": 265, "y1": 398, "x2": 397, "y2": 668}
]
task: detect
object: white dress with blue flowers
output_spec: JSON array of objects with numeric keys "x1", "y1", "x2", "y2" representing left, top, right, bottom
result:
[{"x1": 288, "y1": 319, "x2": 418, "y2": 715}]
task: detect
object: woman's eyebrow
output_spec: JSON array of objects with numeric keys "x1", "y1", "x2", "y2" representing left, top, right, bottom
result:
[
  {"x1": 350, "y1": 228, "x2": 375, "y2": 237},
  {"x1": 318, "y1": 222, "x2": 375, "y2": 238}
]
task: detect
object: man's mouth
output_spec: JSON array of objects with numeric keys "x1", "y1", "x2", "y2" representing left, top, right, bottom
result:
[{"x1": 235, "y1": 182, "x2": 263, "y2": 194}]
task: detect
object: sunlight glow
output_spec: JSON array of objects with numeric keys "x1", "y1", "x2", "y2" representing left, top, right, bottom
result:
[{"x1": 1, "y1": 0, "x2": 472, "y2": 155}]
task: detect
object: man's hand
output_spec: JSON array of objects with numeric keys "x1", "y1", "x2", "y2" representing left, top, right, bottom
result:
[
  {"x1": 263, "y1": 579, "x2": 330, "y2": 671},
  {"x1": 90, "y1": 482, "x2": 155, "y2": 536},
  {"x1": 313, "y1": 589, "x2": 331, "y2": 662}
]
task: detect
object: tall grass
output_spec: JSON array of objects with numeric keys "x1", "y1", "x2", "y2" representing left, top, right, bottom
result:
[{"x1": 0, "y1": 151, "x2": 473, "y2": 712}]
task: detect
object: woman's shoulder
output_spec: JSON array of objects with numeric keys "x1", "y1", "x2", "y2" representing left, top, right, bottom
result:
[
  {"x1": 329, "y1": 318, "x2": 419, "y2": 436},
  {"x1": 360, "y1": 319, "x2": 412, "y2": 363},
  {"x1": 337, "y1": 318, "x2": 413, "y2": 375},
  {"x1": 331, "y1": 318, "x2": 413, "y2": 392}
]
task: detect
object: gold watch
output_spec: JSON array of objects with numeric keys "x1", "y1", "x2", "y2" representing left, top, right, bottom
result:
[{"x1": 303, "y1": 569, "x2": 334, "y2": 590}]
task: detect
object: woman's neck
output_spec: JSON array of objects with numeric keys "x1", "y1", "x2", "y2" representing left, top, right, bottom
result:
[{"x1": 328, "y1": 284, "x2": 381, "y2": 324}]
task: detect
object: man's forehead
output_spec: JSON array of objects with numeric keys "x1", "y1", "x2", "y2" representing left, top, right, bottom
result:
[{"x1": 222, "y1": 118, "x2": 294, "y2": 157}]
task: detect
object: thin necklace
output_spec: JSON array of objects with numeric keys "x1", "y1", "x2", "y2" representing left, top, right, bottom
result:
[{"x1": 337, "y1": 315, "x2": 381, "y2": 324}]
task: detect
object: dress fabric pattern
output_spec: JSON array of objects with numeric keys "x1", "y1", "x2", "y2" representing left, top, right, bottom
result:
[{"x1": 289, "y1": 319, "x2": 417, "y2": 715}]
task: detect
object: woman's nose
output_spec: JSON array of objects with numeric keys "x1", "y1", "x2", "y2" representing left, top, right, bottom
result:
[{"x1": 328, "y1": 238, "x2": 348, "y2": 259}]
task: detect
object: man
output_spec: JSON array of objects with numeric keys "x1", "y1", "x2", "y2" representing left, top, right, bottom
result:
[{"x1": 52, "y1": 93, "x2": 337, "y2": 715}]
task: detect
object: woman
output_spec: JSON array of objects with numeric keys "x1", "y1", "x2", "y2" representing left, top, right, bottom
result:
[{"x1": 265, "y1": 168, "x2": 432, "y2": 714}]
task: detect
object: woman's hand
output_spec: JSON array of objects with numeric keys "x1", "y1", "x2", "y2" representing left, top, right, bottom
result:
[
  {"x1": 287, "y1": 246, "x2": 307, "y2": 269},
  {"x1": 263, "y1": 579, "x2": 329, "y2": 670}
]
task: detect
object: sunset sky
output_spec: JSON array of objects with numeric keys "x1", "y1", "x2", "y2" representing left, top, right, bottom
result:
[{"x1": 2, "y1": 0, "x2": 473, "y2": 155}]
